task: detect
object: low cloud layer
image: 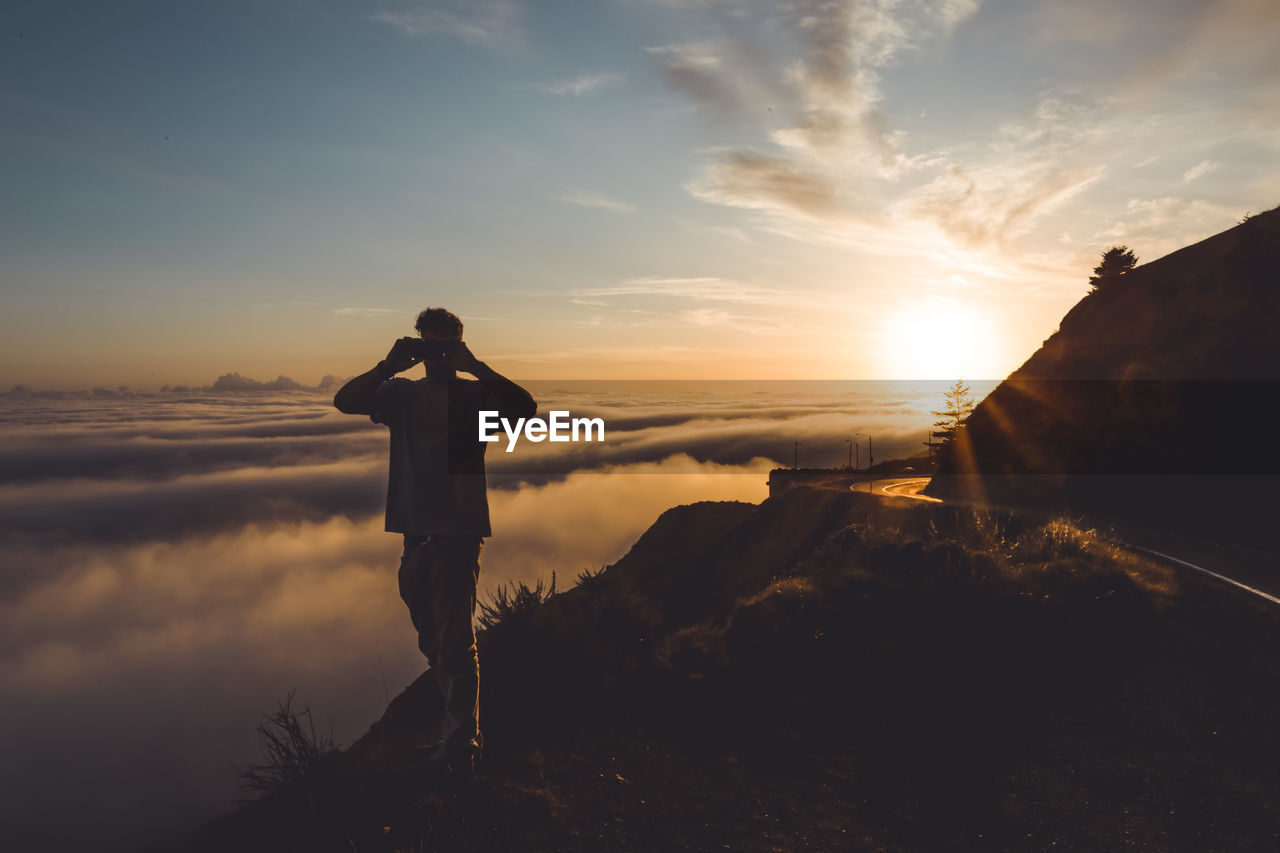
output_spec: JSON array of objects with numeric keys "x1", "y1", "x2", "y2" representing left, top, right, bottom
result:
[
  {"x1": 0, "y1": 458, "x2": 769, "y2": 850},
  {"x1": 0, "y1": 384, "x2": 945, "y2": 849},
  {"x1": 0, "y1": 384, "x2": 951, "y2": 550}
]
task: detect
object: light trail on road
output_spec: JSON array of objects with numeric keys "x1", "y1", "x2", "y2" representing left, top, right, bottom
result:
[
  {"x1": 857, "y1": 477, "x2": 1280, "y2": 609},
  {"x1": 873, "y1": 478, "x2": 942, "y2": 502},
  {"x1": 1129, "y1": 547, "x2": 1280, "y2": 607}
]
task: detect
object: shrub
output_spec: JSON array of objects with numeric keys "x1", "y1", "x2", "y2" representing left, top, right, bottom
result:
[
  {"x1": 234, "y1": 691, "x2": 336, "y2": 800},
  {"x1": 478, "y1": 572, "x2": 557, "y2": 630}
]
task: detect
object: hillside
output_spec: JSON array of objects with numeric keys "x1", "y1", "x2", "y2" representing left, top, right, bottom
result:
[
  {"x1": 169, "y1": 487, "x2": 1280, "y2": 852},
  {"x1": 1022, "y1": 207, "x2": 1280, "y2": 381},
  {"x1": 927, "y1": 206, "x2": 1280, "y2": 542}
]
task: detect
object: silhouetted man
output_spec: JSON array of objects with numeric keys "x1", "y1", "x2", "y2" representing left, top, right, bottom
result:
[{"x1": 333, "y1": 308, "x2": 536, "y2": 780}]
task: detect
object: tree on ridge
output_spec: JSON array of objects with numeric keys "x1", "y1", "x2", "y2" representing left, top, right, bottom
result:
[
  {"x1": 930, "y1": 380, "x2": 975, "y2": 453},
  {"x1": 1088, "y1": 245, "x2": 1138, "y2": 292}
]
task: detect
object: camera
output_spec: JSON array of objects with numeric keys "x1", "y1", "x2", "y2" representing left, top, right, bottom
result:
[{"x1": 409, "y1": 338, "x2": 460, "y2": 362}]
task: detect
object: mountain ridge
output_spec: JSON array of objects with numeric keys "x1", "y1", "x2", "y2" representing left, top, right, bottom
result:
[
  {"x1": 1014, "y1": 206, "x2": 1280, "y2": 380},
  {"x1": 928, "y1": 205, "x2": 1280, "y2": 541}
]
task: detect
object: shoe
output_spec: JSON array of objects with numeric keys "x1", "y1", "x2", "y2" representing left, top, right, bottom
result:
[
  {"x1": 429, "y1": 744, "x2": 475, "y2": 791},
  {"x1": 420, "y1": 734, "x2": 482, "y2": 788},
  {"x1": 441, "y1": 751, "x2": 474, "y2": 791}
]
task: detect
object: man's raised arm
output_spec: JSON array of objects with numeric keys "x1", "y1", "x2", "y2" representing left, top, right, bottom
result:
[
  {"x1": 450, "y1": 342, "x2": 537, "y2": 420},
  {"x1": 334, "y1": 337, "x2": 420, "y2": 415}
]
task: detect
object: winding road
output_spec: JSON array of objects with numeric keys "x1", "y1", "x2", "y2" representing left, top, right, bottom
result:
[{"x1": 862, "y1": 476, "x2": 1280, "y2": 608}]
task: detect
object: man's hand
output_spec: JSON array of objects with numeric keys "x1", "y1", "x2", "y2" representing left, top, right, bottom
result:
[
  {"x1": 445, "y1": 340, "x2": 483, "y2": 375},
  {"x1": 334, "y1": 340, "x2": 416, "y2": 416},
  {"x1": 384, "y1": 337, "x2": 422, "y2": 375}
]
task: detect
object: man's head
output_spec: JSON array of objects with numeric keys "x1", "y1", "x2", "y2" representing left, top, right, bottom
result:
[
  {"x1": 415, "y1": 307, "x2": 463, "y2": 342},
  {"x1": 415, "y1": 307, "x2": 463, "y2": 379}
]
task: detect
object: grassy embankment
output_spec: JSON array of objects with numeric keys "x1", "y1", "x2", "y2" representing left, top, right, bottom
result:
[{"x1": 183, "y1": 486, "x2": 1280, "y2": 852}]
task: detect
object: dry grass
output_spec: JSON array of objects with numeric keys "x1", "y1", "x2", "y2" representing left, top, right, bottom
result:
[
  {"x1": 233, "y1": 691, "x2": 336, "y2": 800},
  {"x1": 477, "y1": 572, "x2": 557, "y2": 630}
]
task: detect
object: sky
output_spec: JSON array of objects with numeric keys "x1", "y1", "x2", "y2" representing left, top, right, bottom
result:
[{"x1": 3, "y1": 0, "x2": 1278, "y2": 387}]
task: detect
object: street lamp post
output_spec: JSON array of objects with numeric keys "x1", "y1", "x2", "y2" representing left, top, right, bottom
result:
[{"x1": 854, "y1": 433, "x2": 873, "y2": 494}]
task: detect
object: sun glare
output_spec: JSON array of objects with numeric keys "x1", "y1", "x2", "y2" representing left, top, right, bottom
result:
[{"x1": 876, "y1": 299, "x2": 1009, "y2": 380}]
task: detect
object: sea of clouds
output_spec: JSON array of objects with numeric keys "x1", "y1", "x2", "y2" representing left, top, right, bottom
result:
[{"x1": 0, "y1": 380, "x2": 968, "y2": 850}]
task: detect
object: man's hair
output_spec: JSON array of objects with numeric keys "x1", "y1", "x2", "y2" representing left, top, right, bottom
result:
[{"x1": 415, "y1": 307, "x2": 463, "y2": 339}]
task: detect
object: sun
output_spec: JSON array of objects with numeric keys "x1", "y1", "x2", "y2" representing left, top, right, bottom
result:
[{"x1": 875, "y1": 298, "x2": 1011, "y2": 381}]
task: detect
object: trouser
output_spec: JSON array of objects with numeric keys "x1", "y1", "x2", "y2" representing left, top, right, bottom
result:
[{"x1": 398, "y1": 534, "x2": 483, "y2": 751}]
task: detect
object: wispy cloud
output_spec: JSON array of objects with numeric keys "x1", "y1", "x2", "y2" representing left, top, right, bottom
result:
[
  {"x1": 557, "y1": 190, "x2": 637, "y2": 214},
  {"x1": 1182, "y1": 160, "x2": 1220, "y2": 183},
  {"x1": 500, "y1": 343, "x2": 748, "y2": 365},
  {"x1": 643, "y1": 0, "x2": 1003, "y2": 272},
  {"x1": 567, "y1": 275, "x2": 861, "y2": 337},
  {"x1": 373, "y1": 1, "x2": 520, "y2": 46},
  {"x1": 707, "y1": 224, "x2": 748, "y2": 241},
  {"x1": 686, "y1": 149, "x2": 844, "y2": 220},
  {"x1": 653, "y1": 1, "x2": 979, "y2": 164},
  {"x1": 646, "y1": 39, "x2": 784, "y2": 120},
  {"x1": 674, "y1": 308, "x2": 799, "y2": 336},
  {"x1": 334, "y1": 307, "x2": 404, "y2": 317},
  {"x1": 1093, "y1": 195, "x2": 1240, "y2": 255},
  {"x1": 1037, "y1": 0, "x2": 1280, "y2": 98},
  {"x1": 576, "y1": 276, "x2": 774, "y2": 303},
  {"x1": 532, "y1": 72, "x2": 627, "y2": 97},
  {"x1": 646, "y1": 0, "x2": 1276, "y2": 288},
  {"x1": 895, "y1": 159, "x2": 1106, "y2": 251},
  {"x1": 678, "y1": 308, "x2": 730, "y2": 326}
]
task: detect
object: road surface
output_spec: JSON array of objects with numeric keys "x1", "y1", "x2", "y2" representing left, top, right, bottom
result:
[
  {"x1": 869, "y1": 477, "x2": 940, "y2": 502},
  {"x1": 859, "y1": 476, "x2": 1280, "y2": 608}
]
